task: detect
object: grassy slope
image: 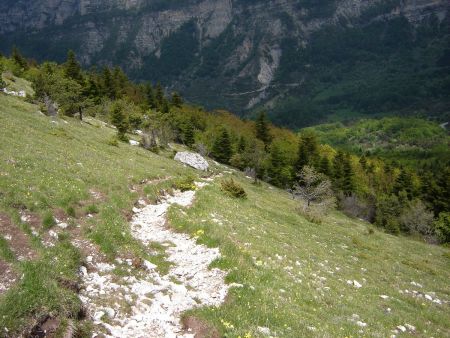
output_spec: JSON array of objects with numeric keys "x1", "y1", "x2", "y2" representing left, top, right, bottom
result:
[
  {"x1": 0, "y1": 91, "x2": 449, "y2": 337},
  {"x1": 172, "y1": 177, "x2": 450, "y2": 337},
  {"x1": 0, "y1": 92, "x2": 198, "y2": 334}
]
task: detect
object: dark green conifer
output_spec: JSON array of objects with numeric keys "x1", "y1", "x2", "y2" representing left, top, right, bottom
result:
[
  {"x1": 424, "y1": 166, "x2": 450, "y2": 214},
  {"x1": 237, "y1": 135, "x2": 247, "y2": 153},
  {"x1": 145, "y1": 83, "x2": 156, "y2": 109},
  {"x1": 342, "y1": 153, "x2": 355, "y2": 196},
  {"x1": 110, "y1": 102, "x2": 129, "y2": 141},
  {"x1": 319, "y1": 156, "x2": 332, "y2": 176},
  {"x1": 12, "y1": 46, "x2": 28, "y2": 70},
  {"x1": 184, "y1": 122, "x2": 195, "y2": 148},
  {"x1": 393, "y1": 168, "x2": 414, "y2": 199},
  {"x1": 161, "y1": 99, "x2": 170, "y2": 114},
  {"x1": 64, "y1": 50, "x2": 83, "y2": 83},
  {"x1": 155, "y1": 83, "x2": 164, "y2": 108},
  {"x1": 212, "y1": 128, "x2": 232, "y2": 164},
  {"x1": 255, "y1": 112, "x2": 272, "y2": 150},
  {"x1": 171, "y1": 92, "x2": 183, "y2": 108},
  {"x1": 102, "y1": 67, "x2": 116, "y2": 99},
  {"x1": 268, "y1": 143, "x2": 290, "y2": 187},
  {"x1": 83, "y1": 76, "x2": 101, "y2": 103},
  {"x1": 296, "y1": 132, "x2": 318, "y2": 172},
  {"x1": 112, "y1": 66, "x2": 127, "y2": 98}
]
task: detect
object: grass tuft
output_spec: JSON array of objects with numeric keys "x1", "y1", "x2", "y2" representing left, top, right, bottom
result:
[{"x1": 42, "y1": 211, "x2": 56, "y2": 229}]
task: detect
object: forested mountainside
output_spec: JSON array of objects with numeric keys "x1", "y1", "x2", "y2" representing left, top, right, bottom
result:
[
  {"x1": 1, "y1": 0, "x2": 449, "y2": 127},
  {"x1": 1, "y1": 54, "x2": 450, "y2": 338},
  {"x1": 304, "y1": 117, "x2": 450, "y2": 165}
]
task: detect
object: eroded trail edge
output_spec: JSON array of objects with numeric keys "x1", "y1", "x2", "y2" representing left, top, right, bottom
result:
[{"x1": 79, "y1": 181, "x2": 228, "y2": 338}]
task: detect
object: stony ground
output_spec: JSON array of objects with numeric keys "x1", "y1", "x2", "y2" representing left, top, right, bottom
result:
[{"x1": 79, "y1": 181, "x2": 229, "y2": 338}]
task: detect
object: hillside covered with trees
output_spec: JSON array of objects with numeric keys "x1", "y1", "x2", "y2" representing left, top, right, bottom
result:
[
  {"x1": 1, "y1": 0, "x2": 449, "y2": 127},
  {"x1": 0, "y1": 48, "x2": 449, "y2": 337},
  {"x1": 1, "y1": 50, "x2": 448, "y2": 241}
]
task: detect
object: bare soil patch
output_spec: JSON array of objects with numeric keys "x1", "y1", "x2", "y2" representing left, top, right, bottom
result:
[
  {"x1": 182, "y1": 316, "x2": 220, "y2": 338},
  {"x1": 0, "y1": 260, "x2": 17, "y2": 294},
  {"x1": 0, "y1": 213, "x2": 37, "y2": 260}
]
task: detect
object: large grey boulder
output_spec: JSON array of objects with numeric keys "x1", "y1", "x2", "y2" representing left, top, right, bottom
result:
[{"x1": 174, "y1": 151, "x2": 209, "y2": 171}]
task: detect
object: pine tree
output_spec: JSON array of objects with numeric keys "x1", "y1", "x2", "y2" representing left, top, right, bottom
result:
[
  {"x1": 237, "y1": 135, "x2": 247, "y2": 153},
  {"x1": 161, "y1": 98, "x2": 170, "y2": 114},
  {"x1": 255, "y1": 112, "x2": 272, "y2": 150},
  {"x1": 102, "y1": 67, "x2": 116, "y2": 99},
  {"x1": 424, "y1": 166, "x2": 450, "y2": 214},
  {"x1": 212, "y1": 128, "x2": 232, "y2": 164},
  {"x1": 145, "y1": 83, "x2": 156, "y2": 109},
  {"x1": 155, "y1": 83, "x2": 164, "y2": 108},
  {"x1": 64, "y1": 50, "x2": 83, "y2": 83},
  {"x1": 295, "y1": 132, "x2": 318, "y2": 172},
  {"x1": 318, "y1": 156, "x2": 332, "y2": 177},
  {"x1": 12, "y1": 46, "x2": 28, "y2": 70},
  {"x1": 110, "y1": 101, "x2": 129, "y2": 141},
  {"x1": 332, "y1": 150, "x2": 345, "y2": 190},
  {"x1": 295, "y1": 140, "x2": 309, "y2": 172},
  {"x1": 243, "y1": 140, "x2": 267, "y2": 183},
  {"x1": 184, "y1": 122, "x2": 195, "y2": 148},
  {"x1": 342, "y1": 153, "x2": 355, "y2": 196},
  {"x1": 267, "y1": 143, "x2": 290, "y2": 187},
  {"x1": 393, "y1": 168, "x2": 414, "y2": 199},
  {"x1": 83, "y1": 76, "x2": 101, "y2": 103},
  {"x1": 375, "y1": 194, "x2": 402, "y2": 234},
  {"x1": 171, "y1": 91, "x2": 183, "y2": 108},
  {"x1": 112, "y1": 66, "x2": 127, "y2": 99}
]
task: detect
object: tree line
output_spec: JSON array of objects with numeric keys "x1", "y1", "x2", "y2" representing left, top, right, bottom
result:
[{"x1": 1, "y1": 48, "x2": 448, "y2": 243}]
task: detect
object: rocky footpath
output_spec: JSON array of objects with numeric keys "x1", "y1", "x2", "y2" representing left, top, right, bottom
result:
[{"x1": 79, "y1": 181, "x2": 228, "y2": 337}]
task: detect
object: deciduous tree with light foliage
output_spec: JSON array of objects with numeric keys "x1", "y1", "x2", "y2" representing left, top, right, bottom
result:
[{"x1": 293, "y1": 166, "x2": 335, "y2": 218}]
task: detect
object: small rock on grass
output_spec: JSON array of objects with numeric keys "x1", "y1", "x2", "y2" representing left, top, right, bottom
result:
[
  {"x1": 347, "y1": 280, "x2": 362, "y2": 288},
  {"x1": 404, "y1": 323, "x2": 416, "y2": 332},
  {"x1": 143, "y1": 260, "x2": 157, "y2": 270},
  {"x1": 257, "y1": 326, "x2": 271, "y2": 335},
  {"x1": 396, "y1": 325, "x2": 406, "y2": 332}
]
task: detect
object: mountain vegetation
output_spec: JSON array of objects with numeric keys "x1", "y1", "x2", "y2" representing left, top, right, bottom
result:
[
  {"x1": 2, "y1": 50, "x2": 449, "y2": 241},
  {"x1": 269, "y1": 11, "x2": 450, "y2": 127},
  {"x1": 0, "y1": 0, "x2": 449, "y2": 335},
  {"x1": 1, "y1": 47, "x2": 449, "y2": 336},
  {"x1": 1, "y1": 0, "x2": 449, "y2": 127},
  {"x1": 304, "y1": 117, "x2": 450, "y2": 165}
]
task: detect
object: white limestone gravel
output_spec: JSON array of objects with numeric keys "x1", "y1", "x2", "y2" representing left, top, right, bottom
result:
[{"x1": 79, "y1": 182, "x2": 229, "y2": 338}]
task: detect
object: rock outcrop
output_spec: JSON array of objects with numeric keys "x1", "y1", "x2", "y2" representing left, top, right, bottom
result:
[{"x1": 174, "y1": 152, "x2": 209, "y2": 171}]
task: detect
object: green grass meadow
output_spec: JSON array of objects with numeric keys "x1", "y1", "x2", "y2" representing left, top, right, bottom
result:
[
  {"x1": 170, "y1": 175, "x2": 450, "y2": 337},
  {"x1": 0, "y1": 88, "x2": 449, "y2": 337}
]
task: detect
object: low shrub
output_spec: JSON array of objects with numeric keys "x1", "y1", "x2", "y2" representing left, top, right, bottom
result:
[
  {"x1": 107, "y1": 136, "x2": 119, "y2": 147},
  {"x1": 433, "y1": 212, "x2": 450, "y2": 244},
  {"x1": 221, "y1": 178, "x2": 247, "y2": 199},
  {"x1": 174, "y1": 176, "x2": 196, "y2": 192}
]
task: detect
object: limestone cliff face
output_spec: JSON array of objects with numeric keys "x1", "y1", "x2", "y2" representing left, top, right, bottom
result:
[{"x1": 0, "y1": 0, "x2": 448, "y2": 116}]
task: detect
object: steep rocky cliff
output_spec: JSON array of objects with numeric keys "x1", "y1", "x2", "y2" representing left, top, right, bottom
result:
[{"x1": 1, "y1": 0, "x2": 449, "y2": 126}]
